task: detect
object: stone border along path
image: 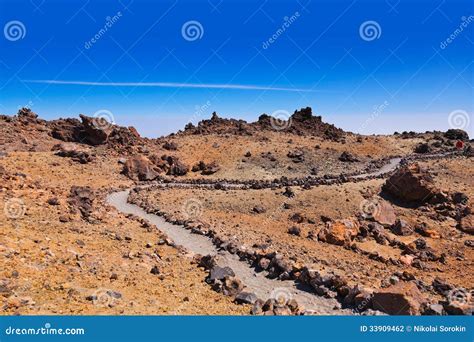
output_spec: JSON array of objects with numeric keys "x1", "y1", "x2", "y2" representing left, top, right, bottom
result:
[
  {"x1": 106, "y1": 151, "x2": 464, "y2": 315},
  {"x1": 134, "y1": 151, "x2": 461, "y2": 191},
  {"x1": 107, "y1": 190, "x2": 353, "y2": 315}
]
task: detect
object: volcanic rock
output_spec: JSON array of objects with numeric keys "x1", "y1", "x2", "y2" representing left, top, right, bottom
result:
[
  {"x1": 235, "y1": 292, "x2": 258, "y2": 305},
  {"x1": 318, "y1": 218, "x2": 360, "y2": 246},
  {"x1": 414, "y1": 143, "x2": 431, "y2": 154},
  {"x1": 68, "y1": 186, "x2": 95, "y2": 220},
  {"x1": 208, "y1": 266, "x2": 235, "y2": 282},
  {"x1": 458, "y1": 214, "x2": 474, "y2": 235},
  {"x1": 222, "y1": 277, "x2": 244, "y2": 296},
  {"x1": 52, "y1": 142, "x2": 95, "y2": 164},
  {"x1": 372, "y1": 282, "x2": 425, "y2": 315},
  {"x1": 382, "y1": 163, "x2": 438, "y2": 204},
  {"x1": 444, "y1": 129, "x2": 469, "y2": 141},
  {"x1": 162, "y1": 141, "x2": 178, "y2": 150},
  {"x1": 79, "y1": 114, "x2": 111, "y2": 145},
  {"x1": 122, "y1": 156, "x2": 160, "y2": 181},
  {"x1": 287, "y1": 226, "x2": 301, "y2": 236},
  {"x1": 339, "y1": 151, "x2": 359, "y2": 162},
  {"x1": 391, "y1": 219, "x2": 413, "y2": 236}
]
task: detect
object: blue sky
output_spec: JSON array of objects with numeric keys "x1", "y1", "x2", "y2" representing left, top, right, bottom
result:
[{"x1": 0, "y1": 0, "x2": 473, "y2": 137}]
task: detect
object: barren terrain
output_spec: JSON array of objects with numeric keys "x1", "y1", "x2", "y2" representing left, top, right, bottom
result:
[{"x1": 1, "y1": 108, "x2": 472, "y2": 315}]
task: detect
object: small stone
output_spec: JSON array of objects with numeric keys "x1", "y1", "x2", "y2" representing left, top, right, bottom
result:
[
  {"x1": 287, "y1": 226, "x2": 301, "y2": 236},
  {"x1": 235, "y1": 292, "x2": 258, "y2": 304},
  {"x1": 391, "y1": 219, "x2": 413, "y2": 236},
  {"x1": 47, "y1": 197, "x2": 60, "y2": 205},
  {"x1": 150, "y1": 266, "x2": 160, "y2": 275},
  {"x1": 208, "y1": 266, "x2": 235, "y2": 282},
  {"x1": 423, "y1": 303, "x2": 444, "y2": 315},
  {"x1": 252, "y1": 205, "x2": 266, "y2": 214},
  {"x1": 389, "y1": 276, "x2": 399, "y2": 285}
]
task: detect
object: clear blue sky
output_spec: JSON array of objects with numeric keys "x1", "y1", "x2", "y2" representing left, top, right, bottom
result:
[{"x1": 0, "y1": 0, "x2": 473, "y2": 137}]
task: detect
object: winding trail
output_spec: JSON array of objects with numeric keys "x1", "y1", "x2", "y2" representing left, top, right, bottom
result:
[
  {"x1": 106, "y1": 151, "x2": 461, "y2": 314},
  {"x1": 107, "y1": 190, "x2": 350, "y2": 314}
]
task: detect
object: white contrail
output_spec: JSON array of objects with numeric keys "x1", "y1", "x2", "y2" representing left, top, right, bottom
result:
[{"x1": 22, "y1": 79, "x2": 323, "y2": 92}]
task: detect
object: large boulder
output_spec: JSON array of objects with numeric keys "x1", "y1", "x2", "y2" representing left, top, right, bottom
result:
[
  {"x1": 49, "y1": 118, "x2": 82, "y2": 142},
  {"x1": 458, "y1": 214, "x2": 474, "y2": 235},
  {"x1": 372, "y1": 282, "x2": 426, "y2": 315},
  {"x1": 192, "y1": 161, "x2": 220, "y2": 175},
  {"x1": 79, "y1": 114, "x2": 111, "y2": 145},
  {"x1": 122, "y1": 156, "x2": 160, "y2": 181},
  {"x1": 318, "y1": 218, "x2": 359, "y2": 246},
  {"x1": 166, "y1": 156, "x2": 189, "y2": 176},
  {"x1": 382, "y1": 163, "x2": 438, "y2": 204},
  {"x1": 52, "y1": 142, "x2": 94, "y2": 164}
]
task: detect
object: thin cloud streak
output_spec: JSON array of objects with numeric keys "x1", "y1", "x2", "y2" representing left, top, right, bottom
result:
[{"x1": 22, "y1": 79, "x2": 332, "y2": 93}]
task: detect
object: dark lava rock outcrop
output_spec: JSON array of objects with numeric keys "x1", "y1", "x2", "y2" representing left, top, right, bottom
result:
[
  {"x1": 180, "y1": 107, "x2": 345, "y2": 140},
  {"x1": 382, "y1": 163, "x2": 438, "y2": 204}
]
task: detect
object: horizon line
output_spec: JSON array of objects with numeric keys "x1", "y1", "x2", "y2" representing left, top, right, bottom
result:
[{"x1": 22, "y1": 79, "x2": 333, "y2": 93}]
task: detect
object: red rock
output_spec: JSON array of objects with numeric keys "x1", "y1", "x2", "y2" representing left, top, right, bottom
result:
[
  {"x1": 318, "y1": 218, "x2": 359, "y2": 246},
  {"x1": 372, "y1": 282, "x2": 425, "y2": 315},
  {"x1": 122, "y1": 156, "x2": 160, "y2": 181},
  {"x1": 382, "y1": 163, "x2": 438, "y2": 204},
  {"x1": 399, "y1": 254, "x2": 414, "y2": 266},
  {"x1": 458, "y1": 214, "x2": 474, "y2": 235}
]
